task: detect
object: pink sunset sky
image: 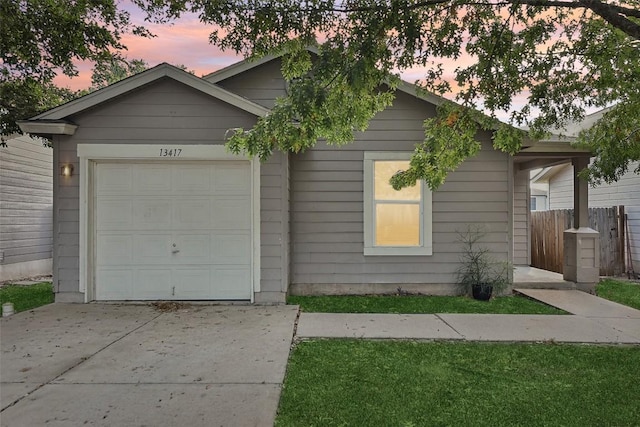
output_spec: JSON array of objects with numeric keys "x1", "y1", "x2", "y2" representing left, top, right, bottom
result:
[
  {"x1": 54, "y1": 8, "x2": 241, "y2": 90},
  {"x1": 53, "y1": 4, "x2": 474, "y2": 92},
  {"x1": 52, "y1": 3, "x2": 523, "y2": 120}
]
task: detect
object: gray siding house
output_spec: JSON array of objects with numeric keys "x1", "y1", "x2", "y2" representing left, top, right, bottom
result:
[
  {"x1": 0, "y1": 135, "x2": 53, "y2": 282},
  {"x1": 18, "y1": 56, "x2": 594, "y2": 302}
]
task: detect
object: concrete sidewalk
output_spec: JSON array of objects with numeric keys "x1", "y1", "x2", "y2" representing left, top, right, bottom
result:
[
  {"x1": 1, "y1": 303, "x2": 298, "y2": 427},
  {"x1": 296, "y1": 290, "x2": 640, "y2": 344}
]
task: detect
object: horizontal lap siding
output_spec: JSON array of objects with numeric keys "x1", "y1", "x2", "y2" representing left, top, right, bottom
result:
[
  {"x1": 290, "y1": 91, "x2": 510, "y2": 286},
  {"x1": 215, "y1": 60, "x2": 287, "y2": 109},
  {"x1": 53, "y1": 78, "x2": 284, "y2": 294},
  {"x1": 513, "y1": 169, "x2": 530, "y2": 265},
  {"x1": 548, "y1": 165, "x2": 574, "y2": 210},
  {"x1": 260, "y1": 152, "x2": 288, "y2": 293},
  {"x1": 549, "y1": 161, "x2": 640, "y2": 209},
  {"x1": 0, "y1": 136, "x2": 53, "y2": 266}
]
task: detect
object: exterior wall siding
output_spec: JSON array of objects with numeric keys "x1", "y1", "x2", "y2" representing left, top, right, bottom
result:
[
  {"x1": 0, "y1": 135, "x2": 53, "y2": 281},
  {"x1": 548, "y1": 161, "x2": 640, "y2": 210},
  {"x1": 212, "y1": 59, "x2": 287, "y2": 109},
  {"x1": 513, "y1": 168, "x2": 530, "y2": 265},
  {"x1": 288, "y1": 91, "x2": 511, "y2": 293},
  {"x1": 51, "y1": 78, "x2": 285, "y2": 300},
  {"x1": 548, "y1": 164, "x2": 574, "y2": 210}
]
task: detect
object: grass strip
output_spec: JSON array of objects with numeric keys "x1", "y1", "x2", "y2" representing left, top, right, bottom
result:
[
  {"x1": 0, "y1": 282, "x2": 54, "y2": 313},
  {"x1": 596, "y1": 279, "x2": 640, "y2": 310},
  {"x1": 288, "y1": 294, "x2": 566, "y2": 314},
  {"x1": 277, "y1": 340, "x2": 640, "y2": 427}
]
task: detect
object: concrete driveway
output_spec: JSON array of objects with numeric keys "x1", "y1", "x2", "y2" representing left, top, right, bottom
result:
[{"x1": 0, "y1": 303, "x2": 298, "y2": 427}]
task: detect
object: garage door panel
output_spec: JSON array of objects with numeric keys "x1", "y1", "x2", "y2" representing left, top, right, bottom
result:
[
  {"x1": 97, "y1": 200, "x2": 133, "y2": 230},
  {"x1": 211, "y1": 198, "x2": 251, "y2": 229},
  {"x1": 96, "y1": 165, "x2": 133, "y2": 195},
  {"x1": 212, "y1": 234, "x2": 251, "y2": 265},
  {"x1": 133, "y1": 199, "x2": 172, "y2": 228},
  {"x1": 173, "y1": 234, "x2": 211, "y2": 264},
  {"x1": 133, "y1": 235, "x2": 172, "y2": 264},
  {"x1": 174, "y1": 165, "x2": 212, "y2": 193},
  {"x1": 173, "y1": 269, "x2": 210, "y2": 299},
  {"x1": 95, "y1": 269, "x2": 133, "y2": 300},
  {"x1": 135, "y1": 269, "x2": 173, "y2": 299},
  {"x1": 133, "y1": 165, "x2": 172, "y2": 193},
  {"x1": 214, "y1": 164, "x2": 251, "y2": 195},
  {"x1": 97, "y1": 234, "x2": 133, "y2": 265},
  {"x1": 213, "y1": 269, "x2": 252, "y2": 299},
  {"x1": 173, "y1": 199, "x2": 211, "y2": 229}
]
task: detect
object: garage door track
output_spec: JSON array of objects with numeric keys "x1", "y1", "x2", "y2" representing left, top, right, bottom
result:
[{"x1": 0, "y1": 303, "x2": 298, "y2": 427}]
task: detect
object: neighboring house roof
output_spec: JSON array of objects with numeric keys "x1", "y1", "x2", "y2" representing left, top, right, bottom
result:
[
  {"x1": 18, "y1": 63, "x2": 271, "y2": 136},
  {"x1": 552, "y1": 107, "x2": 613, "y2": 137},
  {"x1": 529, "y1": 107, "x2": 615, "y2": 185},
  {"x1": 531, "y1": 164, "x2": 568, "y2": 183}
]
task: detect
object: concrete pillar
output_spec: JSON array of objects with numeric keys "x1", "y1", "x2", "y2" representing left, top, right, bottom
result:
[{"x1": 563, "y1": 157, "x2": 599, "y2": 290}]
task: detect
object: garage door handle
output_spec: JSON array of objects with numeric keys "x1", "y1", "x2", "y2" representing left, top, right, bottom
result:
[{"x1": 172, "y1": 249, "x2": 180, "y2": 254}]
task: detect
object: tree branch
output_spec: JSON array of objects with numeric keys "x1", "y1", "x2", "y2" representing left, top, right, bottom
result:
[{"x1": 324, "y1": 0, "x2": 640, "y2": 39}]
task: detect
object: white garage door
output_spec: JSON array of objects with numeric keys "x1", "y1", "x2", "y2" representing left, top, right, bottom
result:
[{"x1": 95, "y1": 161, "x2": 252, "y2": 300}]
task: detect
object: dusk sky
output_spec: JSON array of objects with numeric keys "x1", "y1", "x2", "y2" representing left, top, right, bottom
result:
[
  {"x1": 54, "y1": 8, "x2": 243, "y2": 90},
  {"x1": 53, "y1": 4, "x2": 473, "y2": 91},
  {"x1": 51, "y1": 4, "x2": 519, "y2": 119}
]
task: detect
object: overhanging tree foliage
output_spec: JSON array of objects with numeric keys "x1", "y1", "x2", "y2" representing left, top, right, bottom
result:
[
  {"x1": 2, "y1": 1, "x2": 638, "y2": 187},
  {"x1": 0, "y1": 0, "x2": 152, "y2": 139},
  {"x1": 136, "y1": 0, "x2": 640, "y2": 188}
]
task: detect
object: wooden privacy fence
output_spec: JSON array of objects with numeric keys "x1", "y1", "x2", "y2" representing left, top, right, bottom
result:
[{"x1": 531, "y1": 206, "x2": 626, "y2": 276}]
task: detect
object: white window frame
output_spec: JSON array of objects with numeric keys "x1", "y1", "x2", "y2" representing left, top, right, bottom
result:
[{"x1": 363, "y1": 152, "x2": 433, "y2": 256}]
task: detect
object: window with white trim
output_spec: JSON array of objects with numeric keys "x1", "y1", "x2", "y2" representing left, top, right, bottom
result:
[{"x1": 364, "y1": 152, "x2": 432, "y2": 256}]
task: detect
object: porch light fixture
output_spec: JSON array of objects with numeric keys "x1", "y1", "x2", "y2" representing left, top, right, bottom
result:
[{"x1": 61, "y1": 164, "x2": 74, "y2": 177}]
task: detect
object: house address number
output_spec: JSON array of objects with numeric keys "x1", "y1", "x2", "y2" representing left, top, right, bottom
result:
[{"x1": 159, "y1": 148, "x2": 182, "y2": 157}]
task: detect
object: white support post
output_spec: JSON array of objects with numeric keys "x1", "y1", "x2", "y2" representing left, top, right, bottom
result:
[{"x1": 563, "y1": 157, "x2": 599, "y2": 290}]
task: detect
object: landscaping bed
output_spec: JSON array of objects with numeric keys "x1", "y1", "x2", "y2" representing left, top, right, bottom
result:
[{"x1": 288, "y1": 294, "x2": 566, "y2": 314}]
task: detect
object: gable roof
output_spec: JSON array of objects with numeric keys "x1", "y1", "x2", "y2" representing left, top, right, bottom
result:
[
  {"x1": 205, "y1": 49, "x2": 449, "y2": 107},
  {"x1": 22, "y1": 63, "x2": 270, "y2": 131}
]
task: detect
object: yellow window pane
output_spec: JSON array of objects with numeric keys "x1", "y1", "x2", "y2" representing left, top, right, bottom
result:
[
  {"x1": 375, "y1": 204, "x2": 420, "y2": 246},
  {"x1": 374, "y1": 160, "x2": 421, "y2": 201}
]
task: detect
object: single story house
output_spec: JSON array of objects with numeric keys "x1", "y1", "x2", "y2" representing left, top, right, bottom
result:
[
  {"x1": 18, "y1": 55, "x2": 597, "y2": 303},
  {"x1": 0, "y1": 135, "x2": 53, "y2": 282}
]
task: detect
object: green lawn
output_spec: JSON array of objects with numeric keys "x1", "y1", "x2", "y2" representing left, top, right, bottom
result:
[
  {"x1": 596, "y1": 279, "x2": 640, "y2": 310},
  {"x1": 276, "y1": 340, "x2": 640, "y2": 427},
  {"x1": 288, "y1": 294, "x2": 566, "y2": 314},
  {"x1": 0, "y1": 282, "x2": 54, "y2": 313}
]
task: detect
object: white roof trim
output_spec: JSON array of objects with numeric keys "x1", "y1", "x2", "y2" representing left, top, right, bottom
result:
[
  {"x1": 394, "y1": 80, "x2": 447, "y2": 107},
  {"x1": 33, "y1": 63, "x2": 270, "y2": 120},
  {"x1": 17, "y1": 121, "x2": 78, "y2": 135},
  {"x1": 204, "y1": 54, "x2": 279, "y2": 83}
]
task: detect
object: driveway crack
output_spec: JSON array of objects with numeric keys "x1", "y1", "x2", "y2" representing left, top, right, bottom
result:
[{"x1": 1, "y1": 310, "x2": 164, "y2": 412}]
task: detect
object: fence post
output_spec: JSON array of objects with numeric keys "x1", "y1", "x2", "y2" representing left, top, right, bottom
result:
[{"x1": 619, "y1": 205, "x2": 626, "y2": 275}]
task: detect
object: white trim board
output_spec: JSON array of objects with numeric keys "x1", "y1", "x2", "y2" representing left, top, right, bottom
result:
[
  {"x1": 77, "y1": 144, "x2": 261, "y2": 302},
  {"x1": 35, "y1": 64, "x2": 270, "y2": 121}
]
